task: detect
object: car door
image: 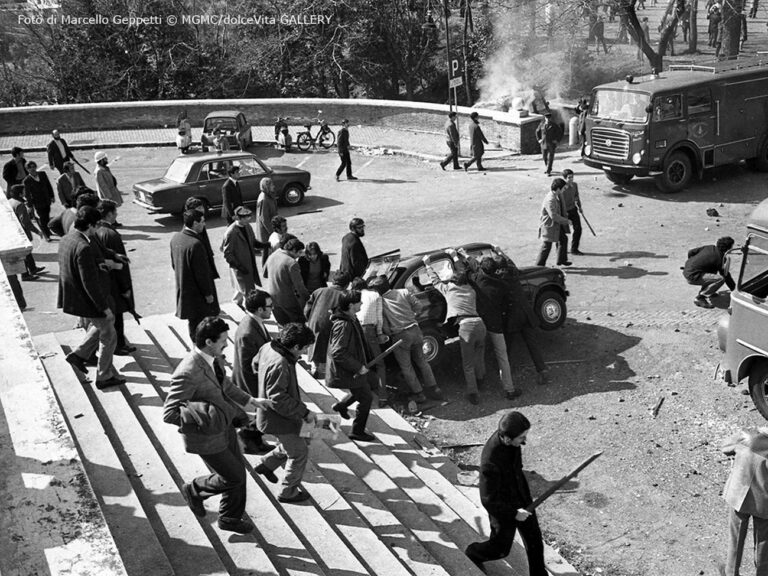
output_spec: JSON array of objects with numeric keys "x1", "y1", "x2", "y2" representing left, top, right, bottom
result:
[
  {"x1": 194, "y1": 160, "x2": 230, "y2": 206},
  {"x1": 402, "y1": 257, "x2": 455, "y2": 324},
  {"x1": 649, "y1": 93, "x2": 685, "y2": 166},
  {"x1": 232, "y1": 156, "x2": 268, "y2": 204}
]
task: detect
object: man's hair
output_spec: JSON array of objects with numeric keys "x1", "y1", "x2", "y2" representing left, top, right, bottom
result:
[
  {"x1": 717, "y1": 236, "x2": 735, "y2": 252},
  {"x1": 63, "y1": 161, "x2": 75, "y2": 171},
  {"x1": 244, "y1": 289, "x2": 271, "y2": 313},
  {"x1": 183, "y1": 209, "x2": 204, "y2": 228},
  {"x1": 73, "y1": 206, "x2": 101, "y2": 231},
  {"x1": 194, "y1": 316, "x2": 229, "y2": 348},
  {"x1": 450, "y1": 270, "x2": 468, "y2": 285},
  {"x1": 97, "y1": 199, "x2": 118, "y2": 218},
  {"x1": 283, "y1": 237, "x2": 305, "y2": 253},
  {"x1": 480, "y1": 256, "x2": 498, "y2": 275},
  {"x1": 75, "y1": 193, "x2": 99, "y2": 209},
  {"x1": 498, "y1": 411, "x2": 531, "y2": 439},
  {"x1": 184, "y1": 196, "x2": 205, "y2": 211},
  {"x1": 9, "y1": 184, "x2": 24, "y2": 199},
  {"x1": 350, "y1": 277, "x2": 368, "y2": 290},
  {"x1": 470, "y1": 111, "x2": 479, "y2": 120},
  {"x1": 271, "y1": 215, "x2": 287, "y2": 232},
  {"x1": 370, "y1": 275, "x2": 390, "y2": 295},
  {"x1": 562, "y1": 169, "x2": 574, "y2": 178},
  {"x1": 278, "y1": 323, "x2": 315, "y2": 349},
  {"x1": 11, "y1": 146, "x2": 22, "y2": 157},
  {"x1": 227, "y1": 165, "x2": 240, "y2": 176},
  {"x1": 305, "y1": 241, "x2": 321, "y2": 256},
  {"x1": 331, "y1": 270, "x2": 351, "y2": 287},
  {"x1": 26, "y1": 160, "x2": 37, "y2": 170},
  {"x1": 278, "y1": 233, "x2": 297, "y2": 249},
  {"x1": 336, "y1": 290, "x2": 362, "y2": 312},
  {"x1": 448, "y1": 111, "x2": 457, "y2": 118},
  {"x1": 349, "y1": 217, "x2": 365, "y2": 231},
  {"x1": 551, "y1": 177, "x2": 567, "y2": 191}
]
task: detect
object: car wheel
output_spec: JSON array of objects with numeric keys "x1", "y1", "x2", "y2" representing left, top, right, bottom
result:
[
  {"x1": 281, "y1": 184, "x2": 305, "y2": 206},
  {"x1": 604, "y1": 171, "x2": 633, "y2": 185},
  {"x1": 420, "y1": 325, "x2": 446, "y2": 366},
  {"x1": 655, "y1": 151, "x2": 692, "y2": 193},
  {"x1": 319, "y1": 131, "x2": 336, "y2": 149},
  {"x1": 535, "y1": 289, "x2": 566, "y2": 331},
  {"x1": 749, "y1": 363, "x2": 768, "y2": 421},
  {"x1": 296, "y1": 133, "x2": 312, "y2": 152}
]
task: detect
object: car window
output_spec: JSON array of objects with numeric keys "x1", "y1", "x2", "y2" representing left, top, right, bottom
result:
[
  {"x1": 233, "y1": 157, "x2": 267, "y2": 177},
  {"x1": 204, "y1": 117, "x2": 238, "y2": 133},
  {"x1": 406, "y1": 259, "x2": 454, "y2": 290},
  {"x1": 687, "y1": 87, "x2": 711, "y2": 114},
  {"x1": 238, "y1": 113, "x2": 247, "y2": 127},
  {"x1": 200, "y1": 161, "x2": 230, "y2": 181},
  {"x1": 465, "y1": 246, "x2": 518, "y2": 268},
  {"x1": 653, "y1": 95, "x2": 682, "y2": 121},
  {"x1": 164, "y1": 161, "x2": 191, "y2": 183}
]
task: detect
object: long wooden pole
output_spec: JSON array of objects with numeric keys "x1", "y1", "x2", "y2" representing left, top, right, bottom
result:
[{"x1": 525, "y1": 451, "x2": 603, "y2": 512}]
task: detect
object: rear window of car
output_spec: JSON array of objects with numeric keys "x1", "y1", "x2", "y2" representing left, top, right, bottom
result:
[
  {"x1": 204, "y1": 117, "x2": 238, "y2": 132},
  {"x1": 164, "y1": 161, "x2": 191, "y2": 183}
]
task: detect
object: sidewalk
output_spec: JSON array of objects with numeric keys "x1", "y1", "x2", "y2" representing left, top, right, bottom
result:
[{"x1": 0, "y1": 125, "x2": 518, "y2": 163}]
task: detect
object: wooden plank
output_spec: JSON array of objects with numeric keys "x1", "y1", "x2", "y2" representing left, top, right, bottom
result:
[
  {"x1": 53, "y1": 330, "x2": 232, "y2": 576},
  {"x1": 34, "y1": 334, "x2": 174, "y2": 576},
  {"x1": 123, "y1": 320, "x2": 324, "y2": 576}
]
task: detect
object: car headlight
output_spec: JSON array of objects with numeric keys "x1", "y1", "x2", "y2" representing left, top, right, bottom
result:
[
  {"x1": 584, "y1": 144, "x2": 591, "y2": 156},
  {"x1": 632, "y1": 152, "x2": 642, "y2": 164}
]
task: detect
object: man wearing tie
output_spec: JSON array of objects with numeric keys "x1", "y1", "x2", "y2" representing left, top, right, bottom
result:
[{"x1": 221, "y1": 165, "x2": 243, "y2": 224}]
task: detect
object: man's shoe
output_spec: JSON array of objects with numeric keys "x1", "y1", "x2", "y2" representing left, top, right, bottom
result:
[
  {"x1": 348, "y1": 176, "x2": 358, "y2": 180},
  {"x1": 181, "y1": 482, "x2": 206, "y2": 518},
  {"x1": 467, "y1": 393, "x2": 480, "y2": 405},
  {"x1": 694, "y1": 296, "x2": 714, "y2": 309},
  {"x1": 278, "y1": 488, "x2": 311, "y2": 503},
  {"x1": 505, "y1": 389, "x2": 523, "y2": 400},
  {"x1": 32, "y1": 266, "x2": 46, "y2": 274},
  {"x1": 85, "y1": 354, "x2": 98, "y2": 367},
  {"x1": 571, "y1": 249, "x2": 584, "y2": 255},
  {"x1": 332, "y1": 402, "x2": 351, "y2": 419},
  {"x1": 65, "y1": 353, "x2": 88, "y2": 374},
  {"x1": 558, "y1": 261, "x2": 572, "y2": 267},
  {"x1": 440, "y1": 163, "x2": 446, "y2": 171},
  {"x1": 463, "y1": 162, "x2": 469, "y2": 172},
  {"x1": 95, "y1": 376, "x2": 125, "y2": 390},
  {"x1": 218, "y1": 517, "x2": 254, "y2": 534},
  {"x1": 349, "y1": 430, "x2": 377, "y2": 442},
  {"x1": 20, "y1": 273, "x2": 38, "y2": 281},
  {"x1": 413, "y1": 392, "x2": 428, "y2": 403},
  {"x1": 424, "y1": 386, "x2": 444, "y2": 401},
  {"x1": 335, "y1": 175, "x2": 340, "y2": 182},
  {"x1": 537, "y1": 369, "x2": 551, "y2": 386},
  {"x1": 255, "y1": 463, "x2": 278, "y2": 484},
  {"x1": 241, "y1": 438, "x2": 274, "y2": 455}
]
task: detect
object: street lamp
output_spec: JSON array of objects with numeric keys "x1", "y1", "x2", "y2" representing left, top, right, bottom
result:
[{"x1": 423, "y1": 0, "x2": 453, "y2": 112}]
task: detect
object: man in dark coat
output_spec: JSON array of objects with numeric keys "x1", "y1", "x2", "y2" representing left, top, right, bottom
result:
[
  {"x1": 95, "y1": 199, "x2": 136, "y2": 356},
  {"x1": 465, "y1": 411, "x2": 547, "y2": 576},
  {"x1": 304, "y1": 270, "x2": 350, "y2": 377},
  {"x1": 535, "y1": 112, "x2": 563, "y2": 176},
  {"x1": 683, "y1": 236, "x2": 735, "y2": 309},
  {"x1": 264, "y1": 237, "x2": 310, "y2": 325},
  {"x1": 440, "y1": 112, "x2": 461, "y2": 170},
  {"x1": 232, "y1": 289, "x2": 274, "y2": 454},
  {"x1": 8, "y1": 184, "x2": 44, "y2": 280},
  {"x1": 464, "y1": 112, "x2": 488, "y2": 172},
  {"x1": 185, "y1": 197, "x2": 220, "y2": 280},
  {"x1": 339, "y1": 217, "x2": 368, "y2": 279},
  {"x1": 220, "y1": 206, "x2": 267, "y2": 308},
  {"x1": 56, "y1": 161, "x2": 88, "y2": 208},
  {"x1": 170, "y1": 209, "x2": 220, "y2": 342},
  {"x1": 335, "y1": 119, "x2": 357, "y2": 181},
  {"x1": 2, "y1": 147, "x2": 27, "y2": 195},
  {"x1": 57, "y1": 206, "x2": 124, "y2": 389},
  {"x1": 47, "y1": 129, "x2": 75, "y2": 174},
  {"x1": 22, "y1": 160, "x2": 55, "y2": 241},
  {"x1": 221, "y1": 165, "x2": 243, "y2": 224}
]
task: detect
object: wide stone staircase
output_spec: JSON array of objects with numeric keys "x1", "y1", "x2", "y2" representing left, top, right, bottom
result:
[{"x1": 25, "y1": 302, "x2": 576, "y2": 576}]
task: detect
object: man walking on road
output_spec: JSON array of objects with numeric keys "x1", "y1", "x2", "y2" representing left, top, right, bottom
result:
[
  {"x1": 440, "y1": 111, "x2": 461, "y2": 170},
  {"x1": 23, "y1": 160, "x2": 55, "y2": 242},
  {"x1": 170, "y1": 209, "x2": 220, "y2": 342},
  {"x1": 221, "y1": 165, "x2": 243, "y2": 225},
  {"x1": 47, "y1": 129, "x2": 75, "y2": 174},
  {"x1": 220, "y1": 206, "x2": 265, "y2": 309},
  {"x1": 536, "y1": 178, "x2": 571, "y2": 267},
  {"x1": 464, "y1": 112, "x2": 488, "y2": 172},
  {"x1": 58, "y1": 206, "x2": 124, "y2": 389},
  {"x1": 561, "y1": 169, "x2": 584, "y2": 255},
  {"x1": 335, "y1": 119, "x2": 357, "y2": 181},
  {"x1": 536, "y1": 112, "x2": 563, "y2": 176},
  {"x1": 683, "y1": 236, "x2": 735, "y2": 309},
  {"x1": 94, "y1": 151, "x2": 123, "y2": 208},
  {"x1": 340, "y1": 217, "x2": 368, "y2": 280}
]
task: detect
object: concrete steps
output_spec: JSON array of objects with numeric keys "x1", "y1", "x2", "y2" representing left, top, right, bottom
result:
[{"x1": 31, "y1": 306, "x2": 573, "y2": 576}]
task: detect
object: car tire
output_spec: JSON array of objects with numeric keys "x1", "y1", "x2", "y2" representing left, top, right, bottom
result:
[
  {"x1": 420, "y1": 324, "x2": 446, "y2": 367},
  {"x1": 749, "y1": 363, "x2": 768, "y2": 421},
  {"x1": 604, "y1": 171, "x2": 633, "y2": 185},
  {"x1": 281, "y1": 184, "x2": 305, "y2": 206},
  {"x1": 297, "y1": 133, "x2": 312, "y2": 152},
  {"x1": 535, "y1": 289, "x2": 566, "y2": 331},
  {"x1": 319, "y1": 131, "x2": 336, "y2": 149},
  {"x1": 655, "y1": 151, "x2": 692, "y2": 193}
]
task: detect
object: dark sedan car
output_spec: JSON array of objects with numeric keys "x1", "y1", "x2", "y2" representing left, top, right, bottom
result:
[
  {"x1": 364, "y1": 242, "x2": 568, "y2": 365},
  {"x1": 133, "y1": 151, "x2": 310, "y2": 214}
]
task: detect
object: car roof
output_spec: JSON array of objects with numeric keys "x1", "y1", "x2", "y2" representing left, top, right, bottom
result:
[
  {"x1": 204, "y1": 110, "x2": 243, "y2": 119},
  {"x1": 169, "y1": 151, "x2": 258, "y2": 166},
  {"x1": 391, "y1": 242, "x2": 494, "y2": 267}
]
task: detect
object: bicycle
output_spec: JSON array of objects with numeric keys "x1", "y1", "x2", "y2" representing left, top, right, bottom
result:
[{"x1": 296, "y1": 110, "x2": 336, "y2": 151}]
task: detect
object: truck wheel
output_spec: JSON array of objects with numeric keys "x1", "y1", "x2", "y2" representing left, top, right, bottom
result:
[
  {"x1": 749, "y1": 363, "x2": 768, "y2": 421},
  {"x1": 605, "y1": 172, "x2": 633, "y2": 185},
  {"x1": 747, "y1": 134, "x2": 768, "y2": 172},
  {"x1": 535, "y1": 289, "x2": 566, "y2": 331},
  {"x1": 421, "y1": 325, "x2": 446, "y2": 366},
  {"x1": 655, "y1": 151, "x2": 692, "y2": 193}
]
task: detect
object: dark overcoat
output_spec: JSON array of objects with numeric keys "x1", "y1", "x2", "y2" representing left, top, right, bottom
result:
[
  {"x1": 170, "y1": 228, "x2": 220, "y2": 320},
  {"x1": 57, "y1": 228, "x2": 110, "y2": 318},
  {"x1": 326, "y1": 312, "x2": 373, "y2": 390}
]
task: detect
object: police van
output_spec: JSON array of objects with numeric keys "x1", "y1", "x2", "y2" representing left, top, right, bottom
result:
[{"x1": 582, "y1": 56, "x2": 768, "y2": 192}]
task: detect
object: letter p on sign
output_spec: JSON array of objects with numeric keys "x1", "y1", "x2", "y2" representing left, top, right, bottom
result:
[{"x1": 451, "y1": 59, "x2": 460, "y2": 76}]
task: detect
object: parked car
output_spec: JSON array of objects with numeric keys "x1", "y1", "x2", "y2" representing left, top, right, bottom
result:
[
  {"x1": 132, "y1": 151, "x2": 310, "y2": 214},
  {"x1": 364, "y1": 242, "x2": 569, "y2": 365},
  {"x1": 200, "y1": 110, "x2": 252, "y2": 151}
]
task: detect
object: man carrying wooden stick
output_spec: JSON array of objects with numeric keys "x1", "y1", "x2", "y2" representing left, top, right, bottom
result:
[{"x1": 465, "y1": 411, "x2": 547, "y2": 575}]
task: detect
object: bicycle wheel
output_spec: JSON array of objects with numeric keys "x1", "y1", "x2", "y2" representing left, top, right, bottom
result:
[
  {"x1": 319, "y1": 130, "x2": 336, "y2": 149},
  {"x1": 297, "y1": 132, "x2": 312, "y2": 151}
]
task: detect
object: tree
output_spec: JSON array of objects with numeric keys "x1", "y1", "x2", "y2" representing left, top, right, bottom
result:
[
  {"x1": 720, "y1": 0, "x2": 744, "y2": 58},
  {"x1": 622, "y1": 0, "x2": 687, "y2": 71}
]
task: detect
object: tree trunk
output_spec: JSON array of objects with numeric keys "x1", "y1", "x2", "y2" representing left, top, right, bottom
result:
[
  {"x1": 720, "y1": 0, "x2": 744, "y2": 57},
  {"x1": 462, "y1": 0, "x2": 472, "y2": 105},
  {"x1": 623, "y1": 0, "x2": 685, "y2": 71},
  {"x1": 689, "y1": 0, "x2": 699, "y2": 52}
]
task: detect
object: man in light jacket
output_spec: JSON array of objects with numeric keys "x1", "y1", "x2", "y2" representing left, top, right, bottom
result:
[
  {"x1": 440, "y1": 111, "x2": 461, "y2": 170},
  {"x1": 264, "y1": 237, "x2": 309, "y2": 325},
  {"x1": 535, "y1": 178, "x2": 571, "y2": 267},
  {"x1": 220, "y1": 206, "x2": 267, "y2": 308}
]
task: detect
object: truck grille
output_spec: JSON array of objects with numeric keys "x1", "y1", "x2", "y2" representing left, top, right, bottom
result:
[{"x1": 591, "y1": 128, "x2": 630, "y2": 160}]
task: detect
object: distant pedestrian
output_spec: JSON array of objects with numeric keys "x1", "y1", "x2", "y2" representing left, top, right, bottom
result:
[
  {"x1": 213, "y1": 128, "x2": 230, "y2": 153},
  {"x1": 575, "y1": 98, "x2": 590, "y2": 152},
  {"x1": 328, "y1": 290, "x2": 378, "y2": 442},
  {"x1": 253, "y1": 323, "x2": 317, "y2": 503},
  {"x1": 176, "y1": 111, "x2": 192, "y2": 154},
  {"x1": 8, "y1": 184, "x2": 44, "y2": 281},
  {"x1": 298, "y1": 241, "x2": 331, "y2": 293},
  {"x1": 683, "y1": 236, "x2": 735, "y2": 309},
  {"x1": 335, "y1": 119, "x2": 357, "y2": 181},
  {"x1": 638, "y1": 17, "x2": 651, "y2": 60},
  {"x1": 304, "y1": 270, "x2": 350, "y2": 378},
  {"x1": 740, "y1": 12, "x2": 748, "y2": 51},
  {"x1": 58, "y1": 206, "x2": 124, "y2": 389},
  {"x1": 750, "y1": 0, "x2": 759, "y2": 17},
  {"x1": 256, "y1": 178, "x2": 278, "y2": 268},
  {"x1": 465, "y1": 411, "x2": 547, "y2": 576},
  {"x1": 221, "y1": 165, "x2": 243, "y2": 225},
  {"x1": 220, "y1": 206, "x2": 266, "y2": 309},
  {"x1": 170, "y1": 209, "x2": 220, "y2": 342},
  {"x1": 594, "y1": 16, "x2": 609, "y2": 54},
  {"x1": 57, "y1": 161, "x2": 87, "y2": 208},
  {"x1": 3, "y1": 147, "x2": 27, "y2": 195},
  {"x1": 561, "y1": 169, "x2": 584, "y2": 255},
  {"x1": 340, "y1": 217, "x2": 369, "y2": 280},
  {"x1": 47, "y1": 129, "x2": 75, "y2": 174},
  {"x1": 720, "y1": 427, "x2": 768, "y2": 576},
  {"x1": 94, "y1": 151, "x2": 123, "y2": 215},
  {"x1": 681, "y1": 6, "x2": 691, "y2": 42},
  {"x1": 535, "y1": 178, "x2": 571, "y2": 267},
  {"x1": 184, "y1": 197, "x2": 220, "y2": 281},
  {"x1": 22, "y1": 160, "x2": 55, "y2": 242},
  {"x1": 264, "y1": 237, "x2": 310, "y2": 326},
  {"x1": 535, "y1": 112, "x2": 563, "y2": 176},
  {"x1": 440, "y1": 111, "x2": 461, "y2": 170},
  {"x1": 464, "y1": 112, "x2": 488, "y2": 172},
  {"x1": 708, "y1": 6, "x2": 722, "y2": 47}
]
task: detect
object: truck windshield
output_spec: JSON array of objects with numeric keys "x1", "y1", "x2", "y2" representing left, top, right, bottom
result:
[
  {"x1": 740, "y1": 234, "x2": 768, "y2": 298},
  {"x1": 590, "y1": 89, "x2": 650, "y2": 123}
]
